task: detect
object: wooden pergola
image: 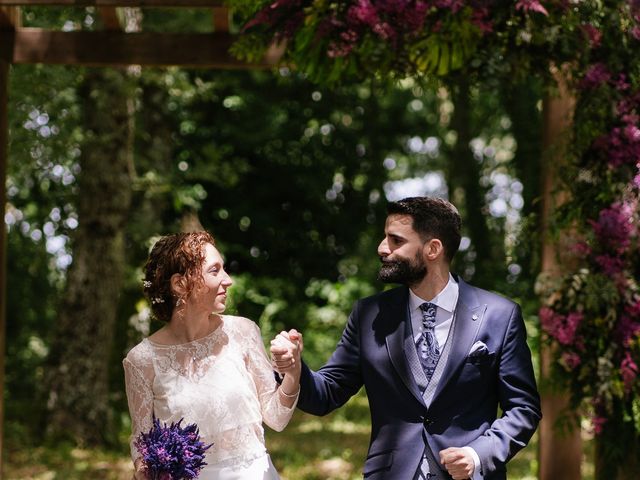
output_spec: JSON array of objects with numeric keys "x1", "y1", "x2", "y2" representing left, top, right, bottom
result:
[
  {"x1": 0, "y1": 3, "x2": 581, "y2": 479},
  {"x1": 0, "y1": 1, "x2": 284, "y2": 474}
]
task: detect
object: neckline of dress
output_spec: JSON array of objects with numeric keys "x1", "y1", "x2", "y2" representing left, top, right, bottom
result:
[{"x1": 146, "y1": 315, "x2": 226, "y2": 348}]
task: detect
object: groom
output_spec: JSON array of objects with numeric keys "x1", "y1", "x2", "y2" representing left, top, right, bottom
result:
[{"x1": 272, "y1": 196, "x2": 541, "y2": 479}]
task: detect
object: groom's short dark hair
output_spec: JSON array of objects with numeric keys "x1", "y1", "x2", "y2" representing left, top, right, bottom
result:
[{"x1": 387, "y1": 196, "x2": 461, "y2": 263}]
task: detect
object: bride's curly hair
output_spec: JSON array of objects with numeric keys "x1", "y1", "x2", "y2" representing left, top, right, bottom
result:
[{"x1": 143, "y1": 231, "x2": 216, "y2": 323}]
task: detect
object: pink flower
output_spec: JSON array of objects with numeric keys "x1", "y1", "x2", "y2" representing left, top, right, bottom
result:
[
  {"x1": 401, "y1": 1, "x2": 428, "y2": 34},
  {"x1": 348, "y1": 0, "x2": 379, "y2": 27},
  {"x1": 632, "y1": 25, "x2": 640, "y2": 41},
  {"x1": 515, "y1": 0, "x2": 549, "y2": 16},
  {"x1": 561, "y1": 351, "x2": 582, "y2": 370},
  {"x1": 327, "y1": 41, "x2": 355, "y2": 58},
  {"x1": 591, "y1": 415, "x2": 607, "y2": 435},
  {"x1": 581, "y1": 63, "x2": 611, "y2": 89},
  {"x1": 434, "y1": 0, "x2": 464, "y2": 13},
  {"x1": 571, "y1": 241, "x2": 592, "y2": 258},
  {"x1": 581, "y1": 24, "x2": 602, "y2": 47},
  {"x1": 471, "y1": 7, "x2": 493, "y2": 34},
  {"x1": 373, "y1": 22, "x2": 397, "y2": 40},
  {"x1": 540, "y1": 308, "x2": 582, "y2": 346},
  {"x1": 625, "y1": 123, "x2": 640, "y2": 142},
  {"x1": 595, "y1": 254, "x2": 625, "y2": 276},
  {"x1": 621, "y1": 351, "x2": 639, "y2": 392},
  {"x1": 614, "y1": 73, "x2": 631, "y2": 92},
  {"x1": 618, "y1": 302, "x2": 640, "y2": 346}
]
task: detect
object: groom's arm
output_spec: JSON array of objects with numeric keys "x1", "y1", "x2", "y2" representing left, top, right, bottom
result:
[
  {"x1": 468, "y1": 303, "x2": 542, "y2": 476},
  {"x1": 298, "y1": 303, "x2": 364, "y2": 416}
]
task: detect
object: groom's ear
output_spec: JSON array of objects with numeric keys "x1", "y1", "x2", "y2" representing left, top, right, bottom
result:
[{"x1": 423, "y1": 238, "x2": 444, "y2": 261}]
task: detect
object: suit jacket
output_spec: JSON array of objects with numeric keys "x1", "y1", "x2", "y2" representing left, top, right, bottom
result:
[{"x1": 297, "y1": 277, "x2": 541, "y2": 479}]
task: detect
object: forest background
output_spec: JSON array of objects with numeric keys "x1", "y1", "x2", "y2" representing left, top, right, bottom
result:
[{"x1": 4, "y1": 5, "x2": 577, "y2": 480}]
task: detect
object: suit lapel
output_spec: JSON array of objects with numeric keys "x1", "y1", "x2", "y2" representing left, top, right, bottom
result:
[
  {"x1": 384, "y1": 287, "x2": 426, "y2": 406},
  {"x1": 431, "y1": 279, "x2": 487, "y2": 402}
]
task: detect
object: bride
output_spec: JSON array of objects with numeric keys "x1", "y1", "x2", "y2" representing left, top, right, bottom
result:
[{"x1": 123, "y1": 231, "x2": 301, "y2": 479}]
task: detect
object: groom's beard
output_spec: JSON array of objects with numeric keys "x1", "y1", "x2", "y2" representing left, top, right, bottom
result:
[{"x1": 377, "y1": 252, "x2": 426, "y2": 286}]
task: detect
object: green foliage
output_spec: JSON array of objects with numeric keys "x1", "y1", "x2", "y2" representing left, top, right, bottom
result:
[{"x1": 3, "y1": 0, "x2": 566, "y2": 464}]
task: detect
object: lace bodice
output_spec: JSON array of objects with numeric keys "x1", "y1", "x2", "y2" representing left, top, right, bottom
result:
[{"x1": 123, "y1": 315, "x2": 297, "y2": 469}]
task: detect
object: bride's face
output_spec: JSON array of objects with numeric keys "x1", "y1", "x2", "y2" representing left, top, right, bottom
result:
[{"x1": 193, "y1": 243, "x2": 233, "y2": 313}]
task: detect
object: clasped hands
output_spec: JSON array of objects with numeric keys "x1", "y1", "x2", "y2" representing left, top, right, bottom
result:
[{"x1": 270, "y1": 329, "x2": 303, "y2": 375}]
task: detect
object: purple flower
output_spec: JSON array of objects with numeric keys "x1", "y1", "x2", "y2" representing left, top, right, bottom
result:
[
  {"x1": 589, "y1": 202, "x2": 635, "y2": 253},
  {"x1": 619, "y1": 302, "x2": 640, "y2": 346},
  {"x1": 134, "y1": 417, "x2": 212, "y2": 480},
  {"x1": 580, "y1": 63, "x2": 611, "y2": 89},
  {"x1": 614, "y1": 73, "x2": 631, "y2": 92}
]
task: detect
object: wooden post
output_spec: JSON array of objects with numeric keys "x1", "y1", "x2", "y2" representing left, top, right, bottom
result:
[
  {"x1": 538, "y1": 69, "x2": 582, "y2": 480},
  {"x1": 1, "y1": 9, "x2": 18, "y2": 476},
  {"x1": 0, "y1": 57, "x2": 9, "y2": 480}
]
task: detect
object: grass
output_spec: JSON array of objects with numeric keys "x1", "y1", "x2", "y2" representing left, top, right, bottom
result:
[{"x1": 5, "y1": 392, "x2": 593, "y2": 479}]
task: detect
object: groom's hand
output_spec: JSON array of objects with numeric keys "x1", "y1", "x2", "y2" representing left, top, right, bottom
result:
[
  {"x1": 440, "y1": 447, "x2": 474, "y2": 480},
  {"x1": 270, "y1": 329, "x2": 303, "y2": 374}
]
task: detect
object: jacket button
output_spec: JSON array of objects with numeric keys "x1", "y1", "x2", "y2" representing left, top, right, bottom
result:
[{"x1": 423, "y1": 417, "x2": 433, "y2": 426}]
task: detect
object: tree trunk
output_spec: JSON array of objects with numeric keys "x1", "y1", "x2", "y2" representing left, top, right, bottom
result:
[
  {"x1": 0, "y1": 58, "x2": 9, "y2": 475},
  {"x1": 45, "y1": 68, "x2": 134, "y2": 446},
  {"x1": 538, "y1": 68, "x2": 582, "y2": 480},
  {"x1": 447, "y1": 75, "x2": 502, "y2": 287}
]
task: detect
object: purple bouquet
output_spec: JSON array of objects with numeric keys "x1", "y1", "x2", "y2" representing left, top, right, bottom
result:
[{"x1": 134, "y1": 417, "x2": 213, "y2": 480}]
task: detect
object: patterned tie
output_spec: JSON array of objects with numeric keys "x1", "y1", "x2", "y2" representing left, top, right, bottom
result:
[{"x1": 418, "y1": 302, "x2": 440, "y2": 381}]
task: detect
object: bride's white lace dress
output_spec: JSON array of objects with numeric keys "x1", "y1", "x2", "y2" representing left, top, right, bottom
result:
[{"x1": 123, "y1": 315, "x2": 297, "y2": 479}]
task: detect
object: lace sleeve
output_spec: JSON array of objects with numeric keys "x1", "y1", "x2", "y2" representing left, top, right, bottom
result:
[
  {"x1": 241, "y1": 318, "x2": 297, "y2": 432},
  {"x1": 123, "y1": 342, "x2": 155, "y2": 462}
]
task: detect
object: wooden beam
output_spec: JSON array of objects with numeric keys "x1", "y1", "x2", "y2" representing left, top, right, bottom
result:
[
  {"x1": 212, "y1": 6, "x2": 228, "y2": 32},
  {"x1": 0, "y1": 58, "x2": 9, "y2": 480},
  {"x1": 539, "y1": 68, "x2": 581, "y2": 480},
  {"x1": 0, "y1": 0, "x2": 222, "y2": 6},
  {"x1": 0, "y1": 28, "x2": 283, "y2": 68},
  {"x1": 0, "y1": 6, "x2": 20, "y2": 28},
  {"x1": 97, "y1": 7, "x2": 122, "y2": 31}
]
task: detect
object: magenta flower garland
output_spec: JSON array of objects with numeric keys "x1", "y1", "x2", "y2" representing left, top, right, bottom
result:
[
  {"x1": 537, "y1": 2, "x2": 640, "y2": 440},
  {"x1": 224, "y1": 0, "x2": 640, "y2": 462}
]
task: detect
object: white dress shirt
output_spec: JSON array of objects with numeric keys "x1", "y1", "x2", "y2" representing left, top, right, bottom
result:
[{"x1": 409, "y1": 274, "x2": 483, "y2": 480}]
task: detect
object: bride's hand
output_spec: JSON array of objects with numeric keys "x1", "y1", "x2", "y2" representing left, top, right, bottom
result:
[
  {"x1": 132, "y1": 459, "x2": 148, "y2": 479},
  {"x1": 270, "y1": 329, "x2": 303, "y2": 374}
]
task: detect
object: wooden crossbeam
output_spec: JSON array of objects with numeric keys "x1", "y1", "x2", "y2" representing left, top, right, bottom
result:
[
  {"x1": 0, "y1": 0, "x2": 223, "y2": 6},
  {"x1": 0, "y1": 6, "x2": 20, "y2": 27},
  {"x1": 0, "y1": 28, "x2": 282, "y2": 67}
]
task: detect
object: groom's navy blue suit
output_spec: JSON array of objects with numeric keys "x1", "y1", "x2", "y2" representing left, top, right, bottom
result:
[{"x1": 298, "y1": 276, "x2": 541, "y2": 479}]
